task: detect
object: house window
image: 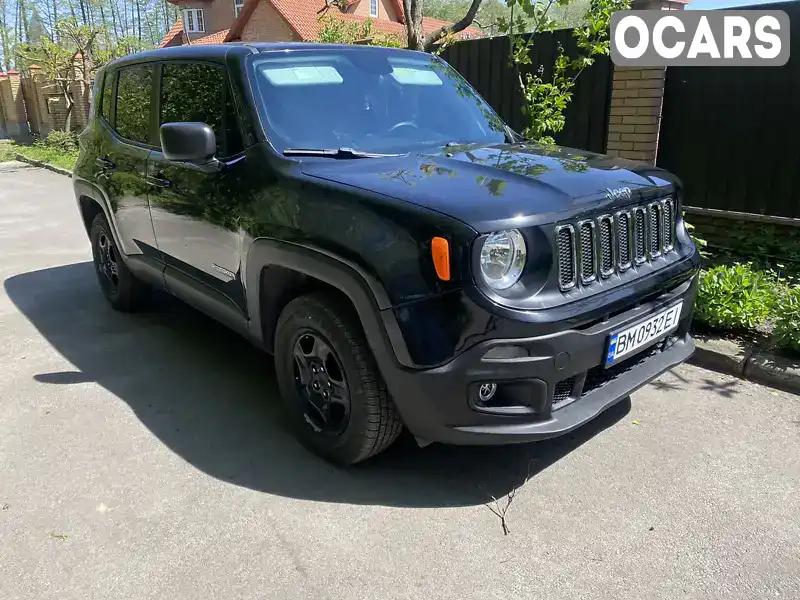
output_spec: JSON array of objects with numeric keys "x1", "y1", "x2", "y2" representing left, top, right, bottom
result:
[
  {"x1": 234, "y1": 0, "x2": 245, "y2": 18},
  {"x1": 182, "y1": 8, "x2": 205, "y2": 33},
  {"x1": 370, "y1": 0, "x2": 378, "y2": 18}
]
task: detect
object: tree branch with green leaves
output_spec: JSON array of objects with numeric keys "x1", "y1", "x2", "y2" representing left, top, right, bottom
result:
[{"x1": 498, "y1": 0, "x2": 630, "y2": 144}]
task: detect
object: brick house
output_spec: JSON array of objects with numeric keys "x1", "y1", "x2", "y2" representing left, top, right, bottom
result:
[{"x1": 159, "y1": 0, "x2": 479, "y2": 48}]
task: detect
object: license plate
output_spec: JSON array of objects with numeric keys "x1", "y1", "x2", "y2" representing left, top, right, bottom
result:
[{"x1": 605, "y1": 302, "x2": 683, "y2": 367}]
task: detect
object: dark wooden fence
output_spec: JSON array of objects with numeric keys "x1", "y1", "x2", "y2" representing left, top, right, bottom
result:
[
  {"x1": 440, "y1": 29, "x2": 614, "y2": 154},
  {"x1": 657, "y1": 0, "x2": 800, "y2": 220}
]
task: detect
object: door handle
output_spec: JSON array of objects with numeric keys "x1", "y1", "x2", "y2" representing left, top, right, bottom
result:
[
  {"x1": 146, "y1": 174, "x2": 171, "y2": 188},
  {"x1": 95, "y1": 157, "x2": 115, "y2": 170}
]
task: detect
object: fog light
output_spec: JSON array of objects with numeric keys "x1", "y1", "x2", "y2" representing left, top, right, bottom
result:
[{"x1": 478, "y1": 383, "x2": 497, "y2": 402}]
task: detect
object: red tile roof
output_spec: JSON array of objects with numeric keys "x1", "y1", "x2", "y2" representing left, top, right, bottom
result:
[
  {"x1": 227, "y1": 0, "x2": 478, "y2": 43},
  {"x1": 194, "y1": 29, "x2": 231, "y2": 44},
  {"x1": 161, "y1": 0, "x2": 479, "y2": 48},
  {"x1": 159, "y1": 17, "x2": 185, "y2": 47},
  {"x1": 158, "y1": 17, "x2": 231, "y2": 48}
]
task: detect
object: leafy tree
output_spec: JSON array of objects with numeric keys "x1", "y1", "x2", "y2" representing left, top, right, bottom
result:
[
  {"x1": 58, "y1": 17, "x2": 101, "y2": 115},
  {"x1": 403, "y1": 0, "x2": 483, "y2": 52},
  {"x1": 424, "y1": 0, "x2": 523, "y2": 36},
  {"x1": 548, "y1": 0, "x2": 591, "y2": 28},
  {"x1": 422, "y1": 0, "x2": 591, "y2": 35},
  {"x1": 1, "y1": 0, "x2": 179, "y2": 69},
  {"x1": 496, "y1": 0, "x2": 630, "y2": 142},
  {"x1": 16, "y1": 16, "x2": 103, "y2": 130},
  {"x1": 17, "y1": 35, "x2": 76, "y2": 128},
  {"x1": 402, "y1": 0, "x2": 628, "y2": 143},
  {"x1": 0, "y1": 0, "x2": 12, "y2": 70}
]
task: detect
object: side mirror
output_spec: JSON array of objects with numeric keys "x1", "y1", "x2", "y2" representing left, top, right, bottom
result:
[{"x1": 160, "y1": 122, "x2": 216, "y2": 163}]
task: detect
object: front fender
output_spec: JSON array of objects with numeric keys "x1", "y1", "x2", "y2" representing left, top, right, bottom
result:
[{"x1": 243, "y1": 238, "x2": 414, "y2": 368}]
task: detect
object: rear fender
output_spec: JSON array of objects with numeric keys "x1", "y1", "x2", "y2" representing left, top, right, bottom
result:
[{"x1": 73, "y1": 177, "x2": 121, "y2": 248}]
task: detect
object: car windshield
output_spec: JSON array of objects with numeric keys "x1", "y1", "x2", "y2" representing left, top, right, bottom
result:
[{"x1": 250, "y1": 48, "x2": 508, "y2": 154}]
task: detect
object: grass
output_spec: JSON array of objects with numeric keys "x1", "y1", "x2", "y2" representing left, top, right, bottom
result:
[{"x1": 0, "y1": 140, "x2": 78, "y2": 171}]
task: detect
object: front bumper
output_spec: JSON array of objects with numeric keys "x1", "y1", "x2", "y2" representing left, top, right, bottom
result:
[{"x1": 384, "y1": 274, "x2": 698, "y2": 445}]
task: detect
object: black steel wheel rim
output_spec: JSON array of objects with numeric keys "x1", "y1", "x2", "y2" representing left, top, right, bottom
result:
[
  {"x1": 95, "y1": 232, "x2": 119, "y2": 294},
  {"x1": 291, "y1": 330, "x2": 351, "y2": 436}
]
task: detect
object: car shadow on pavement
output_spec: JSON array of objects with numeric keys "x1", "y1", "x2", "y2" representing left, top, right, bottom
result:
[{"x1": 5, "y1": 262, "x2": 630, "y2": 509}]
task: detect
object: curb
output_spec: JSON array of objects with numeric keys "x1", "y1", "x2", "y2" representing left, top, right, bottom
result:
[
  {"x1": 15, "y1": 154, "x2": 72, "y2": 178},
  {"x1": 688, "y1": 336, "x2": 800, "y2": 395}
]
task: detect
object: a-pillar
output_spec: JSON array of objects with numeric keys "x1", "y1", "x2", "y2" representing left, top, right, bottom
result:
[{"x1": 606, "y1": 0, "x2": 689, "y2": 164}]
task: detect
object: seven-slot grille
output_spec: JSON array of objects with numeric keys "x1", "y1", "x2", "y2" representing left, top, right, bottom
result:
[{"x1": 556, "y1": 197, "x2": 676, "y2": 292}]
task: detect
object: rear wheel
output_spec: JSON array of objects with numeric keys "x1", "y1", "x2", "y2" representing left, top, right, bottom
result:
[
  {"x1": 274, "y1": 292, "x2": 403, "y2": 465},
  {"x1": 90, "y1": 213, "x2": 147, "y2": 311}
]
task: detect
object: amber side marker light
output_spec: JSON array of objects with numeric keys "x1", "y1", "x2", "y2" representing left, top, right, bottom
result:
[{"x1": 431, "y1": 237, "x2": 451, "y2": 281}]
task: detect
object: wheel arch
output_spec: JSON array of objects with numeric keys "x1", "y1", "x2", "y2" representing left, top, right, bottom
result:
[
  {"x1": 78, "y1": 195, "x2": 104, "y2": 236},
  {"x1": 244, "y1": 238, "x2": 414, "y2": 368},
  {"x1": 73, "y1": 177, "x2": 123, "y2": 248}
]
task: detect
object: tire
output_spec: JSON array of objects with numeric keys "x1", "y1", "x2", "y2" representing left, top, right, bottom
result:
[
  {"x1": 89, "y1": 213, "x2": 148, "y2": 312},
  {"x1": 274, "y1": 292, "x2": 403, "y2": 465}
]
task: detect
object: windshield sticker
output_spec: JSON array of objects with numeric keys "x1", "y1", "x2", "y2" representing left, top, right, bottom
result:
[
  {"x1": 261, "y1": 65, "x2": 344, "y2": 86},
  {"x1": 389, "y1": 67, "x2": 443, "y2": 86}
]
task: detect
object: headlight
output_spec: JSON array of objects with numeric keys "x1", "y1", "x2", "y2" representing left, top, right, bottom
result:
[{"x1": 479, "y1": 229, "x2": 527, "y2": 290}]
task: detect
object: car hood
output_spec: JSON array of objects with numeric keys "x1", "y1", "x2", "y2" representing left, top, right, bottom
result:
[{"x1": 300, "y1": 142, "x2": 680, "y2": 232}]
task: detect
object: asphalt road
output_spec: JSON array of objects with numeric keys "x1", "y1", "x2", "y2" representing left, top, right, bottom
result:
[{"x1": 1, "y1": 161, "x2": 799, "y2": 600}]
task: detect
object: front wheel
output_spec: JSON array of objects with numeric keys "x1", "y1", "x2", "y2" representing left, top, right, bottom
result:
[{"x1": 274, "y1": 292, "x2": 403, "y2": 465}]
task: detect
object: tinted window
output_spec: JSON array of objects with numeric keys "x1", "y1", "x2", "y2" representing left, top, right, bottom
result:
[
  {"x1": 115, "y1": 65, "x2": 153, "y2": 144},
  {"x1": 160, "y1": 62, "x2": 242, "y2": 157},
  {"x1": 100, "y1": 70, "x2": 114, "y2": 121},
  {"x1": 251, "y1": 51, "x2": 506, "y2": 154}
]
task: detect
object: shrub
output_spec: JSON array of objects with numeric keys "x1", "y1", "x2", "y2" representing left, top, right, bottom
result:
[
  {"x1": 38, "y1": 130, "x2": 79, "y2": 153},
  {"x1": 317, "y1": 15, "x2": 403, "y2": 47},
  {"x1": 684, "y1": 220, "x2": 710, "y2": 259},
  {"x1": 694, "y1": 263, "x2": 777, "y2": 331},
  {"x1": 773, "y1": 283, "x2": 800, "y2": 352}
]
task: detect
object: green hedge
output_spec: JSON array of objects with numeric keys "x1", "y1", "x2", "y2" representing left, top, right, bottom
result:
[
  {"x1": 687, "y1": 219, "x2": 798, "y2": 353},
  {"x1": 695, "y1": 263, "x2": 777, "y2": 330},
  {"x1": 0, "y1": 132, "x2": 79, "y2": 171},
  {"x1": 773, "y1": 285, "x2": 800, "y2": 353},
  {"x1": 693, "y1": 261, "x2": 799, "y2": 353}
]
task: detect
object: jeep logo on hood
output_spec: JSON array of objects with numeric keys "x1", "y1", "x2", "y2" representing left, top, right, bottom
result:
[{"x1": 606, "y1": 187, "x2": 632, "y2": 202}]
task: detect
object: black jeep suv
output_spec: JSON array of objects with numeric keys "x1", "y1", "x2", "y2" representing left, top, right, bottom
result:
[{"x1": 73, "y1": 43, "x2": 700, "y2": 465}]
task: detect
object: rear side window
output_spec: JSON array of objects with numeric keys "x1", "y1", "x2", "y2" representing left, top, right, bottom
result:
[
  {"x1": 100, "y1": 70, "x2": 114, "y2": 121},
  {"x1": 115, "y1": 64, "x2": 154, "y2": 144},
  {"x1": 160, "y1": 62, "x2": 243, "y2": 157}
]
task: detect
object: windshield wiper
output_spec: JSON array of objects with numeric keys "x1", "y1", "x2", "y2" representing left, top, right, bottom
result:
[
  {"x1": 283, "y1": 147, "x2": 401, "y2": 159},
  {"x1": 442, "y1": 129, "x2": 524, "y2": 150},
  {"x1": 504, "y1": 127, "x2": 525, "y2": 144}
]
